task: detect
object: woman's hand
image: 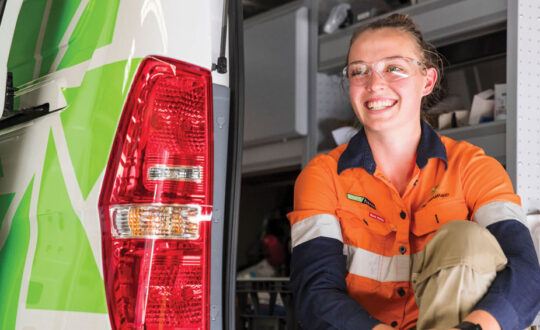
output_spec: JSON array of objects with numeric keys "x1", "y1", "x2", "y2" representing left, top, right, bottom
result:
[
  {"x1": 423, "y1": 310, "x2": 500, "y2": 330},
  {"x1": 462, "y1": 310, "x2": 501, "y2": 330},
  {"x1": 372, "y1": 324, "x2": 396, "y2": 330}
]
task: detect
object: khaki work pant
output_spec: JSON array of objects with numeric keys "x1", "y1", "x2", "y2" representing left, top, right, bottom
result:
[{"x1": 411, "y1": 220, "x2": 507, "y2": 330}]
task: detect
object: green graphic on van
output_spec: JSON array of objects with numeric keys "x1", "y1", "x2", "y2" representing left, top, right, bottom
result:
[
  {"x1": 7, "y1": 0, "x2": 48, "y2": 87},
  {"x1": 0, "y1": 193, "x2": 15, "y2": 230},
  {"x1": 27, "y1": 131, "x2": 106, "y2": 313},
  {"x1": 8, "y1": 0, "x2": 121, "y2": 87},
  {"x1": 60, "y1": 58, "x2": 142, "y2": 199},
  {"x1": 57, "y1": 0, "x2": 121, "y2": 72},
  {"x1": 0, "y1": 179, "x2": 33, "y2": 330},
  {"x1": 39, "y1": 0, "x2": 83, "y2": 76}
]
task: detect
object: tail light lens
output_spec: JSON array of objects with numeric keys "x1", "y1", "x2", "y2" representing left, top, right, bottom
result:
[{"x1": 98, "y1": 56, "x2": 213, "y2": 330}]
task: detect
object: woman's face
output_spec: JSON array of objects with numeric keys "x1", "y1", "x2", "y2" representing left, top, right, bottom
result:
[{"x1": 347, "y1": 28, "x2": 437, "y2": 133}]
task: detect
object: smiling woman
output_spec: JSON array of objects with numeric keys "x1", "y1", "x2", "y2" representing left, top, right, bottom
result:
[{"x1": 287, "y1": 13, "x2": 540, "y2": 330}]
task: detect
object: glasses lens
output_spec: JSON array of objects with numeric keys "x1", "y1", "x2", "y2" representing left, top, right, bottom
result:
[
  {"x1": 379, "y1": 58, "x2": 417, "y2": 81},
  {"x1": 346, "y1": 62, "x2": 370, "y2": 83}
]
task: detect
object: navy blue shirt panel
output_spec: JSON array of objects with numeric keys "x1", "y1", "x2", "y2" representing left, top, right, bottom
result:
[{"x1": 337, "y1": 120, "x2": 447, "y2": 175}]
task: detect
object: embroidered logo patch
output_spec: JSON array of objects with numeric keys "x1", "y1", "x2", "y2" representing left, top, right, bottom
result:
[
  {"x1": 347, "y1": 193, "x2": 376, "y2": 210},
  {"x1": 369, "y1": 212, "x2": 385, "y2": 223},
  {"x1": 422, "y1": 193, "x2": 450, "y2": 208}
]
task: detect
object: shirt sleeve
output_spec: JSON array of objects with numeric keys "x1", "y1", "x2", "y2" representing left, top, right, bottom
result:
[
  {"x1": 459, "y1": 144, "x2": 540, "y2": 329},
  {"x1": 475, "y1": 220, "x2": 540, "y2": 330},
  {"x1": 460, "y1": 145, "x2": 520, "y2": 214},
  {"x1": 288, "y1": 156, "x2": 381, "y2": 329}
]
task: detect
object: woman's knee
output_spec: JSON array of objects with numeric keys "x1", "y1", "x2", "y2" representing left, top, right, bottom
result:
[{"x1": 421, "y1": 220, "x2": 507, "y2": 275}]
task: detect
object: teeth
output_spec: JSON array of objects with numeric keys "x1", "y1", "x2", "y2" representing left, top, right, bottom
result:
[{"x1": 367, "y1": 100, "x2": 395, "y2": 110}]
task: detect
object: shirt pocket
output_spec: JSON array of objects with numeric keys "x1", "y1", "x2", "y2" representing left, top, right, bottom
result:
[
  {"x1": 411, "y1": 198, "x2": 470, "y2": 237},
  {"x1": 337, "y1": 207, "x2": 393, "y2": 238}
]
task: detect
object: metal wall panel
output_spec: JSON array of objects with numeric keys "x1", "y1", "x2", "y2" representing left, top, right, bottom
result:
[
  {"x1": 507, "y1": 0, "x2": 540, "y2": 215},
  {"x1": 243, "y1": 6, "x2": 308, "y2": 147}
]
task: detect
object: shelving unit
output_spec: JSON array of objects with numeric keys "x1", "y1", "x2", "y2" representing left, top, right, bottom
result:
[{"x1": 318, "y1": 0, "x2": 507, "y2": 72}]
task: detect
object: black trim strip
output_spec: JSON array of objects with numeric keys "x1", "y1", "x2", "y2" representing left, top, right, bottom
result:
[{"x1": 223, "y1": 0, "x2": 244, "y2": 328}]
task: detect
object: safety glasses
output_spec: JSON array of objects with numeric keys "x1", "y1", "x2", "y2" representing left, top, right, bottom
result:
[{"x1": 342, "y1": 56, "x2": 426, "y2": 86}]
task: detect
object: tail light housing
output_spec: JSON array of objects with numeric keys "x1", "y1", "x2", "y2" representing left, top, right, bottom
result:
[{"x1": 98, "y1": 56, "x2": 213, "y2": 329}]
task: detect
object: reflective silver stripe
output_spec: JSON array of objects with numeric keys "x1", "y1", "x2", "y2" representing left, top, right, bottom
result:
[
  {"x1": 344, "y1": 245, "x2": 411, "y2": 282},
  {"x1": 473, "y1": 201, "x2": 527, "y2": 227},
  {"x1": 291, "y1": 214, "x2": 342, "y2": 247}
]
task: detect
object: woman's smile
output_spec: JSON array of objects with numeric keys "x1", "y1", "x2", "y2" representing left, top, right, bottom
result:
[{"x1": 364, "y1": 98, "x2": 398, "y2": 111}]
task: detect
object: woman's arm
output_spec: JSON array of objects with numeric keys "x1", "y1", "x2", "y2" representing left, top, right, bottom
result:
[
  {"x1": 291, "y1": 235, "x2": 381, "y2": 329},
  {"x1": 288, "y1": 156, "x2": 383, "y2": 329},
  {"x1": 460, "y1": 146, "x2": 540, "y2": 329}
]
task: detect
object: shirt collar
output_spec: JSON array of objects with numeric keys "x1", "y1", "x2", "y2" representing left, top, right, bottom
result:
[{"x1": 337, "y1": 120, "x2": 447, "y2": 175}]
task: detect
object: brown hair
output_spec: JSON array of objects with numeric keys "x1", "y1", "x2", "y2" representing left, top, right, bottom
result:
[{"x1": 347, "y1": 13, "x2": 444, "y2": 110}]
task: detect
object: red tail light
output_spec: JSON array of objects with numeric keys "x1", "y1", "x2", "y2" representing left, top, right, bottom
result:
[{"x1": 99, "y1": 56, "x2": 213, "y2": 330}]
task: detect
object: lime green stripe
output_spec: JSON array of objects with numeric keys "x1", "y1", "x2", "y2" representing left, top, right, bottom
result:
[
  {"x1": 27, "y1": 131, "x2": 106, "y2": 313},
  {"x1": 0, "y1": 179, "x2": 33, "y2": 329},
  {"x1": 347, "y1": 193, "x2": 365, "y2": 203}
]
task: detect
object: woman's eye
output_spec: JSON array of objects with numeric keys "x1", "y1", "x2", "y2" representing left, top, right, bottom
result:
[
  {"x1": 387, "y1": 65, "x2": 404, "y2": 72},
  {"x1": 350, "y1": 68, "x2": 368, "y2": 77}
]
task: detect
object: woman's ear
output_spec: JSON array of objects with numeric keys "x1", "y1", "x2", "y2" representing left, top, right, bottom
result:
[{"x1": 422, "y1": 68, "x2": 437, "y2": 96}]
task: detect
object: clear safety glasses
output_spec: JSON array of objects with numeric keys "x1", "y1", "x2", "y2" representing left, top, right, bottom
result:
[{"x1": 342, "y1": 56, "x2": 426, "y2": 86}]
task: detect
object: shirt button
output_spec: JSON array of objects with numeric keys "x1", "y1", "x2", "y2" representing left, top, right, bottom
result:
[
  {"x1": 400, "y1": 211, "x2": 406, "y2": 219},
  {"x1": 399, "y1": 246, "x2": 407, "y2": 254},
  {"x1": 391, "y1": 321, "x2": 398, "y2": 327},
  {"x1": 398, "y1": 288, "x2": 406, "y2": 296}
]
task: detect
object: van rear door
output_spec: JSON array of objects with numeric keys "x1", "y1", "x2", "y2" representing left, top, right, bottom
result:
[{"x1": 0, "y1": 0, "x2": 243, "y2": 328}]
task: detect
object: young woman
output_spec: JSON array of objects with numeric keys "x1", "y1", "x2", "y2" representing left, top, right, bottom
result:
[{"x1": 288, "y1": 14, "x2": 540, "y2": 330}]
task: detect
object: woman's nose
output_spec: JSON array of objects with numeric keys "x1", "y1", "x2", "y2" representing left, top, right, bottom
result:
[{"x1": 365, "y1": 70, "x2": 387, "y2": 90}]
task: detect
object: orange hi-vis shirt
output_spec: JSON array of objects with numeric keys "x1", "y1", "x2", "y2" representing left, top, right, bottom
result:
[{"x1": 288, "y1": 121, "x2": 524, "y2": 329}]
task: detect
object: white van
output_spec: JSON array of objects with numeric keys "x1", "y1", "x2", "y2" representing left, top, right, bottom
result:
[{"x1": 0, "y1": 0, "x2": 243, "y2": 329}]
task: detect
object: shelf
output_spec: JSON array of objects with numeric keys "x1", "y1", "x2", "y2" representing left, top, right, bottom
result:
[
  {"x1": 242, "y1": 138, "x2": 305, "y2": 174},
  {"x1": 319, "y1": 0, "x2": 507, "y2": 72},
  {"x1": 437, "y1": 120, "x2": 505, "y2": 140},
  {"x1": 438, "y1": 120, "x2": 506, "y2": 164}
]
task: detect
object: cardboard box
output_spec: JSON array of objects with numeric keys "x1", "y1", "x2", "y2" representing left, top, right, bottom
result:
[
  {"x1": 455, "y1": 110, "x2": 470, "y2": 127},
  {"x1": 438, "y1": 112, "x2": 453, "y2": 129},
  {"x1": 494, "y1": 83, "x2": 507, "y2": 121},
  {"x1": 437, "y1": 110, "x2": 470, "y2": 130},
  {"x1": 468, "y1": 89, "x2": 494, "y2": 125}
]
